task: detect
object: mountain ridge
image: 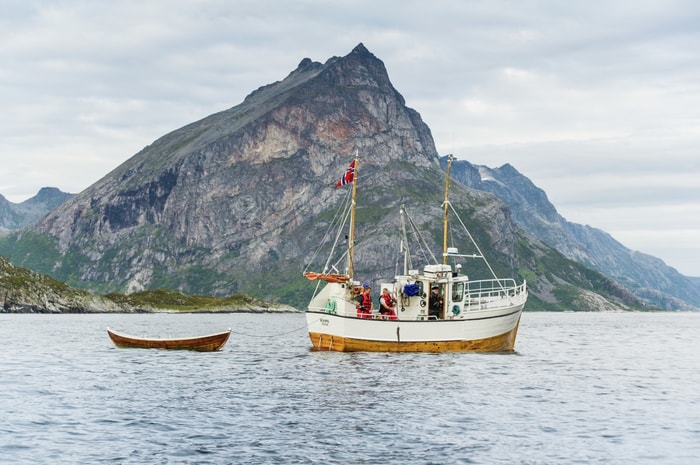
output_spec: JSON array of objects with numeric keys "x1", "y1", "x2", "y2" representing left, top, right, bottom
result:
[
  {"x1": 0, "y1": 44, "x2": 674, "y2": 311},
  {"x1": 445, "y1": 158, "x2": 699, "y2": 310},
  {"x1": 0, "y1": 187, "x2": 73, "y2": 232}
]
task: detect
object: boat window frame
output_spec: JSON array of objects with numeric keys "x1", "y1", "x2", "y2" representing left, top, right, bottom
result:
[{"x1": 452, "y1": 281, "x2": 464, "y2": 303}]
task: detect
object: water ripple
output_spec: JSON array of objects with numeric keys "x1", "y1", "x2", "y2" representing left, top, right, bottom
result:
[{"x1": 1, "y1": 312, "x2": 699, "y2": 464}]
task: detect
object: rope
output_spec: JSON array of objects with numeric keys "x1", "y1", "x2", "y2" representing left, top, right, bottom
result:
[
  {"x1": 404, "y1": 207, "x2": 439, "y2": 264},
  {"x1": 227, "y1": 318, "x2": 321, "y2": 338},
  {"x1": 303, "y1": 188, "x2": 352, "y2": 275}
]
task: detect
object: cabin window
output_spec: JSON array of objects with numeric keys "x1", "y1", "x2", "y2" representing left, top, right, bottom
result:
[{"x1": 452, "y1": 282, "x2": 464, "y2": 302}]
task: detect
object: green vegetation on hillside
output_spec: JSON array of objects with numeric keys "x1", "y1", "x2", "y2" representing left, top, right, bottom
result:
[
  {"x1": 104, "y1": 288, "x2": 280, "y2": 312},
  {"x1": 1, "y1": 254, "x2": 293, "y2": 312},
  {"x1": 0, "y1": 255, "x2": 88, "y2": 298}
]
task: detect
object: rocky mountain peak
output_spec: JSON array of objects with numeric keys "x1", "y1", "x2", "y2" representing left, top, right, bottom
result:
[
  {"x1": 1, "y1": 45, "x2": 674, "y2": 311},
  {"x1": 351, "y1": 42, "x2": 371, "y2": 55},
  {"x1": 15, "y1": 45, "x2": 440, "y2": 299},
  {"x1": 0, "y1": 187, "x2": 73, "y2": 231},
  {"x1": 321, "y1": 42, "x2": 395, "y2": 91}
]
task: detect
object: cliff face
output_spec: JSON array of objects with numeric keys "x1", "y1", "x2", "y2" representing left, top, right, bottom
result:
[{"x1": 0, "y1": 44, "x2": 651, "y2": 311}]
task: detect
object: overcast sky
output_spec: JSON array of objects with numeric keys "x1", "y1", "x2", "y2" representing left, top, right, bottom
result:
[{"x1": 1, "y1": 0, "x2": 698, "y2": 276}]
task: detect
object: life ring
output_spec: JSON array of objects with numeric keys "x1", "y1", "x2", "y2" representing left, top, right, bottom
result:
[{"x1": 452, "y1": 305, "x2": 461, "y2": 316}]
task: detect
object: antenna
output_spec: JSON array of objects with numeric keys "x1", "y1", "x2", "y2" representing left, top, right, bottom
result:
[{"x1": 442, "y1": 154, "x2": 453, "y2": 265}]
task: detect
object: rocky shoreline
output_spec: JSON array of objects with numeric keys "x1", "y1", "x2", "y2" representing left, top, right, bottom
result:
[{"x1": 1, "y1": 299, "x2": 299, "y2": 314}]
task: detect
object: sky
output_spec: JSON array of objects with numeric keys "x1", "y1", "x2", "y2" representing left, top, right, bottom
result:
[{"x1": 1, "y1": 0, "x2": 699, "y2": 276}]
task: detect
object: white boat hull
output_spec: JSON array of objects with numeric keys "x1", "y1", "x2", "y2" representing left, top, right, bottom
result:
[{"x1": 305, "y1": 294, "x2": 525, "y2": 352}]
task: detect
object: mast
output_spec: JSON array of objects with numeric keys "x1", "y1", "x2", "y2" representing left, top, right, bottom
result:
[
  {"x1": 348, "y1": 151, "x2": 359, "y2": 280},
  {"x1": 400, "y1": 205, "x2": 409, "y2": 275},
  {"x1": 442, "y1": 155, "x2": 453, "y2": 265}
]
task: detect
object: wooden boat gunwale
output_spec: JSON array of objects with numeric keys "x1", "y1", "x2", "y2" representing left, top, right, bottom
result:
[{"x1": 107, "y1": 327, "x2": 231, "y2": 351}]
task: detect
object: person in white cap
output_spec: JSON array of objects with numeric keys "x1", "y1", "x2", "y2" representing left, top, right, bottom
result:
[{"x1": 429, "y1": 284, "x2": 442, "y2": 319}]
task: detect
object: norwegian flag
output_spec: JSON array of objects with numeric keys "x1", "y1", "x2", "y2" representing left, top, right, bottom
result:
[{"x1": 334, "y1": 160, "x2": 355, "y2": 188}]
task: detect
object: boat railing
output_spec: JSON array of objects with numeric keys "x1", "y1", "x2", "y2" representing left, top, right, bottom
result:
[
  {"x1": 462, "y1": 279, "x2": 527, "y2": 311},
  {"x1": 308, "y1": 297, "x2": 359, "y2": 318}
]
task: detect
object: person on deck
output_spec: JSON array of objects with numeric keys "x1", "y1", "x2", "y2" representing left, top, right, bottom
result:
[
  {"x1": 379, "y1": 288, "x2": 398, "y2": 320},
  {"x1": 352, "y1": 285, "x2": 362, "y2": 301},
  {"x1": 356, "y1": 283, "x2": 373, "y2": 319},
  {"x1": 429, "y1": 285, "x2": 443, "y2": 320}
]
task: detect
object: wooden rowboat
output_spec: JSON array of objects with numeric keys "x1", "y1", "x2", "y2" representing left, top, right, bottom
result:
[{"x1": 107, "y1": 327, "x2": 231, "y2": 351}]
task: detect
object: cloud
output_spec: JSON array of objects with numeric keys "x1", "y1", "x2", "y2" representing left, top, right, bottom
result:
[{"x1": 1, "y1": 0, "x2": 699, "y2": 275}]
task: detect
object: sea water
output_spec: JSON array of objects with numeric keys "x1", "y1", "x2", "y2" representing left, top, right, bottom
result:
[{"x1": 0, "y1": 312, "x2": 698, "y2": 464}]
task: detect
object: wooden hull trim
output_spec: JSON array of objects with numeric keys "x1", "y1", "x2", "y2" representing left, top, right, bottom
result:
[
  {"x1": 107, "y1": 328, "x2": 231, "y2": 351},
  {"x1": 309, "y1": 317, "x2": 521, "y2": 353}
]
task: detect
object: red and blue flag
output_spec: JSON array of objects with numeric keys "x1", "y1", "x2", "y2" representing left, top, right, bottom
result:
[{"x1": 334, "y1": 160, "x2": 355, "y2": 188}]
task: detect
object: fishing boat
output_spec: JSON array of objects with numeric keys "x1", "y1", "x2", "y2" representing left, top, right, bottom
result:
[
  {"x1": 106, "y1": 328, "x2": 231, "y2": 351},
  {"x1": 303, "y1": 154, "x2": 527, "y2": 352}
]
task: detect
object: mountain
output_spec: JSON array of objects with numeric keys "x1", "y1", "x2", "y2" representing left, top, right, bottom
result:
[
  {"x1": 0, "y1": 187, "x2": 73, "y2": 232},
  {"x1": 446, "y1": 159, "x2": 700, "y2": 310},
  {"x1": 0, "y1": 44, "x2": 652, "y2": 311}
]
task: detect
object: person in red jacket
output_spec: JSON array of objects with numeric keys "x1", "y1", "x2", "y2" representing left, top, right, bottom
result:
[
  {"x1": 356, "y1": 283, "x2": 373, "y2": 318},
  {"x1": 379, "y1": 288, "x2": 397, "y2": 320}
]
